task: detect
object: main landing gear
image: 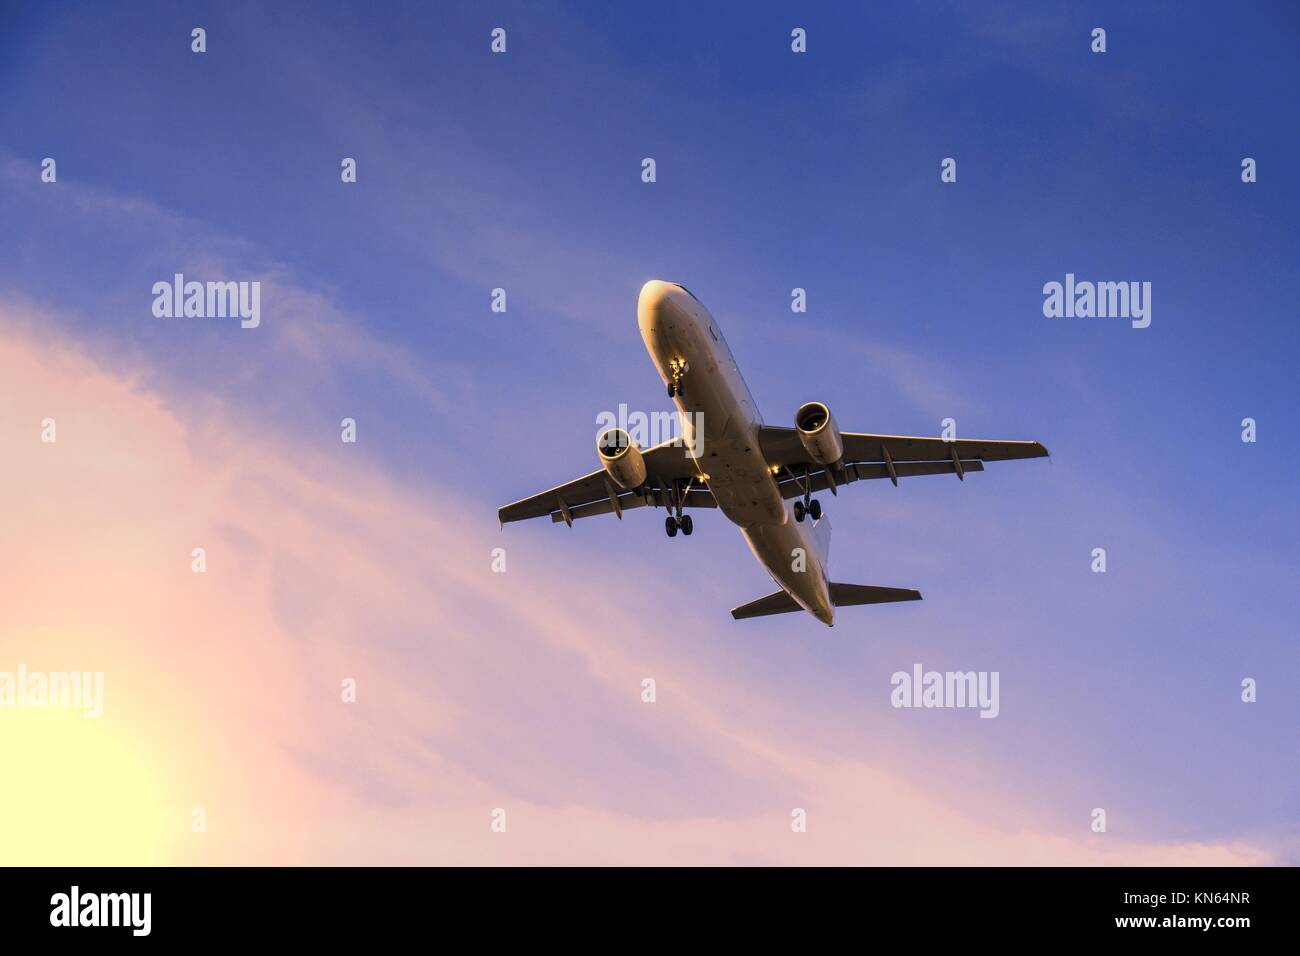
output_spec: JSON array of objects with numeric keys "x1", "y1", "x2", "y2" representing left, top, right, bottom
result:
[
  {"x1": 787, "y1": 465, "x2": 823, "y2": 523},
  {"x1": 666, "y1": 358, "x2": 688, "y2": 398},
  {"x1": 662, "y1": 477, "x2": 693, "y2": 537},
  {"x1": 793, "y1": 499, "x2": 822, "y2": 523}
]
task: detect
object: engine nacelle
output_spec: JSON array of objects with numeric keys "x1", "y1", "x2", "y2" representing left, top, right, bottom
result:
[
  {"x1": 795, "y1": 401, "x2": 844, "y2": 466},
  {"x1": 597, "y1": 428, "x2": 647, "y2": 489}
]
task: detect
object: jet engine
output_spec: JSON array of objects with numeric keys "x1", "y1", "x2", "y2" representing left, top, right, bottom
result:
[
  {"x1": 597, "y1": 427, "x2": 647, "y2": 489},
  {"x1": 795, "y1": 401, "x2": 844, "y2": 466}
]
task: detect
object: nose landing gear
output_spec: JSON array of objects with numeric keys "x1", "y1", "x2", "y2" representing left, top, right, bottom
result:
[{"x1": 666, "y1": 358, "x2": 689, "y2": 398}]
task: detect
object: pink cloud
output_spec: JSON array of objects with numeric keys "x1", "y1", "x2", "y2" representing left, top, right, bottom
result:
[{"x1": 0, "y1": 314, "x2": 1276, "y2": 865}]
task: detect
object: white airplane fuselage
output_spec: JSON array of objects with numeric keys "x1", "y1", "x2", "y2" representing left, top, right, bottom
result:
[{"x1": 637, "y1": 280, "x2": 836, "y2": 625}]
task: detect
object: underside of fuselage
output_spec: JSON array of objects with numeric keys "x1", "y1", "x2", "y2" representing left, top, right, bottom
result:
[{"x1": 637, "y1": 280, "x2": 836, "y2": 624}]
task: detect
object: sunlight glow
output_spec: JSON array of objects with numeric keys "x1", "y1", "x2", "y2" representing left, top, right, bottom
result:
[{"x1": 0, "y1": 708, "x2": 170, "y2": 865}]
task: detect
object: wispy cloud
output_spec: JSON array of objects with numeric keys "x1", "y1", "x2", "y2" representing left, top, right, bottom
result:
[{"x1": 0, "y1": 313, "x2": 1281, "y2": 864}]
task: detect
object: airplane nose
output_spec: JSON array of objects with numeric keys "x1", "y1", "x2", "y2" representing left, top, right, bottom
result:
[{"x1": 638, "y1": 279, "x2": 676, "y2": 334}]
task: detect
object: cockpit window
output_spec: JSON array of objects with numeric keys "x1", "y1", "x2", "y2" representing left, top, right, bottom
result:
[{"x1": 673, "y1": 283, "x2": 699, "y2": 301}]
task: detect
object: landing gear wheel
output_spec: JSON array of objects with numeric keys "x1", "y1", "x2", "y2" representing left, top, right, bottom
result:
[
  {"x1": 809, "y1": 499, "x2": 822, "y2": 521},
  {"x1": 680, "y1": 514, "x2": 693, "y2": 536},
  {"x1": 665, "y1": 516, "x2": 678, "y2": 537},
  {"x1": 793, "y1": 500, "x2": 806, "y2": 523},
  {"x1": 667, "y1": 383, "x2": 676, "y2": 398}
]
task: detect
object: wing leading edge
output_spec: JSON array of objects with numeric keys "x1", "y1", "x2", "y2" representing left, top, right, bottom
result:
[
  {"x1": 757, "y1": 427, "x2": 1047, "y2": 496},
  {"x1": 501, "y1": 429, "x2": 1047, "y2": 526}
]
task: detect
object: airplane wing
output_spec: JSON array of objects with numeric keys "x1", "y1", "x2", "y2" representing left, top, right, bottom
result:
[
  {"x1": 757, "y1": 427, "x2": 1048, "y2": 498},
  {"x1": 498, "y1": 439, "x2": 709, "y2": 526}
]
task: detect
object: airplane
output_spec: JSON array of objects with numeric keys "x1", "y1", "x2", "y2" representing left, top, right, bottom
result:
[{"x1": 498, "y1": 280, "x2": 1049, "y2": 626}]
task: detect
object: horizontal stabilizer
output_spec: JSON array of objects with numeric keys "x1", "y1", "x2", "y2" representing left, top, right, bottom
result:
[
  {"x1": 731, "y1": 581, "x2": 922, "y2": 620},
  {"x1": 828, "y1": 583, "x2": 922, "y2": 606},
  {"x1": 730, "y1": 590, "x2": 802, "y2": 620}
]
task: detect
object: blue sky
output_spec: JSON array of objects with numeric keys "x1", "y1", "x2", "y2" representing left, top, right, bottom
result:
[{"x1": 1, "y1": 1, "x2": 1296, "y2": 861}]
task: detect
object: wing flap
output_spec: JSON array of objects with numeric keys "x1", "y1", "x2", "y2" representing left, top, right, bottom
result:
[
  {"x1": 845, "y1": 433, "x2": 1049, "y2": 464},
  {"x1": 775, "y1": 459, "x2": 985, "y2": 499},
  {"x1": 549, "y1": 487, "x2": 716, "y2": 522}
]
